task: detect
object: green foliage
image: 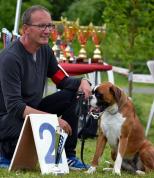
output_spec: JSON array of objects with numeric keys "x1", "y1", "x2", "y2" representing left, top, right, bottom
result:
[
  {"x1": 0, "y1": 41, "x2": 3, "y2": 49},
  {"x1": 50, "y1": 0, "x2": 76, "y2": 20},
  {"x1": 102, "y1": 0, "x2": 154, "y2": 66},
  {"x1": 63, "y1": 0, "x2": 106, "y2": 25},
  {"x1": 0, "y1": 0, "x2": 53, "y2": 32},
  {"x1": 0, "y1": 0, "x2": 17, "y2": 31}
]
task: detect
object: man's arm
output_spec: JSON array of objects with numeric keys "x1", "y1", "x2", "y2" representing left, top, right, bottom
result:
[
  {"x1": 23, "y1": 106, "x2": 72, "y2": 135},
  {"x1": 22, "y1": 106, "x2": 47, "y2": 118}
]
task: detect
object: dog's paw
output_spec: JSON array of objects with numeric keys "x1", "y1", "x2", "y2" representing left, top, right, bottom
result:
[
  {"x1": 86, "y1": 166, "x2": 96, "y2": 174},
  {"x1": 136, "y1": 170, "x2": 145, "y2": 175},
  {"x1": 113, "y1": 167, "x2": 121, "y2": 176},
  {"x1": 112, "y1": 163, "x2": 121, "y2": 176}
]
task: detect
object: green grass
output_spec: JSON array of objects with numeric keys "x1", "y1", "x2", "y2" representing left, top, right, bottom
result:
[{"x1": 0, "y1": 73, "x2": 154, "y2": 177}]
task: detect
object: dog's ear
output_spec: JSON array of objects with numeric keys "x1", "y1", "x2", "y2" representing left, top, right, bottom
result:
[{"x1": 109, "y1": 85, "x2": 122, "y2": 103}]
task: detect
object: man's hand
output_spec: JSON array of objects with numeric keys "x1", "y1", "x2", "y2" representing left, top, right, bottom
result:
[
  {"x1": 58, "y1": 118, "x2": 72, "y2": 135},
  {"x1": 78, "y1": 79, "x2": 92, "y2": 99}
]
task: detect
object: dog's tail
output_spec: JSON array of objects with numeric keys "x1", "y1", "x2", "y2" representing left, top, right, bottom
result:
[{"x1": 139, "y1": 139, "x2": 154, "y2": 171}]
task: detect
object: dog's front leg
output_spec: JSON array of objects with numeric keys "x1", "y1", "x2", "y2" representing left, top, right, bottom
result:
[
  {"x1": 87, "y1": 132, "x2": 107, "y2": 174},
  {"x1": 113, "y1": 136, "x2": 128, "y2": 176}
]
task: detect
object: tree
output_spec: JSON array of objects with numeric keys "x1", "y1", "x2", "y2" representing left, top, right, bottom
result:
[
  {"x1": 0, "y1": 0, "x2": 17, "y2": 31},
  {"x1": 63, "y1": 0, "x2": 106, "y2": 25},
  {"x1": 0, "y1": 0, "x2": 53, "y2": 32},
  {"x1": 49, "y1": 0, "x2": 76, "y2": 20},
  {"x1": 102, "y1": 0, "x2": 154, "y2": 67}
]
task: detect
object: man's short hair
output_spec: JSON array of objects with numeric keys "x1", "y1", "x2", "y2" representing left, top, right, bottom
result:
[{"x1": 22, "y1": 5, "x2": 51, "y2": 25}]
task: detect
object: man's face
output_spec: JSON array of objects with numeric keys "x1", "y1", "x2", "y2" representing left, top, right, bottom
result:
[{"x1": 25, "y1": 10, "x2": 53, "y2": 46}]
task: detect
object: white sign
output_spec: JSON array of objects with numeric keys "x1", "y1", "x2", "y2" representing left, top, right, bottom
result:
[{"x1": 9, "y1": 114, "x2": 69, "y2": 175}]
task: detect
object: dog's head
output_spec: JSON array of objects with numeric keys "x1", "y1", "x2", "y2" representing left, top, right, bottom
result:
[{"x1": 90, "y1": 82, "x2": 126, "y2": 113}]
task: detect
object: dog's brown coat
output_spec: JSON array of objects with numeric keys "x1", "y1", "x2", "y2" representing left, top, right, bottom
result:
[{"x1": 90, "y1": 82, "x2": 154, "y2": 173}]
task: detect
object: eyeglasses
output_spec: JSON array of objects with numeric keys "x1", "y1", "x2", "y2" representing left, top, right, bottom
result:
[{"x1": 26, "y1": 23, "x2": 55, "y2": 31}]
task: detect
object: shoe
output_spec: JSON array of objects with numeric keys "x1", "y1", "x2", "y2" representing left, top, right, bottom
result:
[
  {"x1": 67, "y1": 156, "x2": 90, "y2": 170},
  {"x1": 0, "y1": 156, "x2": 10, "y2": 168}
]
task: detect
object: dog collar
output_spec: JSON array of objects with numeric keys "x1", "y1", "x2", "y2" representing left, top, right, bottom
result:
[
  {"x1": 106, "y1": 104, "x2": 119, "y2": 115},
  {"x1": 89, "y1": 111, "x2": 103, "y2": 119}
]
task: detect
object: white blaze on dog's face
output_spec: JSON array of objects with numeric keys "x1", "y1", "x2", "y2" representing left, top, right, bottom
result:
[
  {"x1": 90, "y1": 85, "x2": 101, "y2": 107},
  {"x1": 90, "y1": 95, "x2": 97, "y2": 107}
]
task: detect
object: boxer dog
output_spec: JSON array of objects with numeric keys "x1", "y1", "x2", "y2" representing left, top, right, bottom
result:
[{"x1": 87, "y1": 82, "x2": 154, "y2": 175}]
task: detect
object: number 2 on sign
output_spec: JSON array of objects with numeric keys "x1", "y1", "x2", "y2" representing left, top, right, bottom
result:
[{"x1": 39, "y1": 123, "x2": 56, "y2": 164}]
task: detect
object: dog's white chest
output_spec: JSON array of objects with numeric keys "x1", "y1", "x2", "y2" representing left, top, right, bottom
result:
[{"x1": 100, "y1": 111, "x2": 126, "y2": 148}]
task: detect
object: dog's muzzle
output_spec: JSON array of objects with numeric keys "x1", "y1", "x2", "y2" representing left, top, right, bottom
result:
[
  {"x1": 89, "y1": 95, "x2": 103, "y2": 119},
  {"x1": 89, "y1": 94, "x2": 110, "y2": 118}
]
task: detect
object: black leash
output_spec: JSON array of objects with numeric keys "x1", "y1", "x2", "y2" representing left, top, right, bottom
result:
[{"x1": 76, "y1": 91, "x2": 89, "y2": 168}]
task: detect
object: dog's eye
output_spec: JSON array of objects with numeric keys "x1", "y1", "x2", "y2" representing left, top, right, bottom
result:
[{"x1": 95, "y1": 92, "x2": 102, "y2": 99}]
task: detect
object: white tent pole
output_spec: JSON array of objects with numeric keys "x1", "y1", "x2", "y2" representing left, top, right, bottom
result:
[{"x1": 13, "y1": 0, "x2": 22, "y2": 37}]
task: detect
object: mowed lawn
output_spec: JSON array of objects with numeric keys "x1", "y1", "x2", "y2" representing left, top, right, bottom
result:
[{"x1": 0, "y1": 74, "x2": 154, "y2": 178}]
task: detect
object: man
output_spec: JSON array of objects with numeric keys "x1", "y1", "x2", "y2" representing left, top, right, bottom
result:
[{"x1": 0, "y1": 5, "x2": 91, "y2": 170}]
